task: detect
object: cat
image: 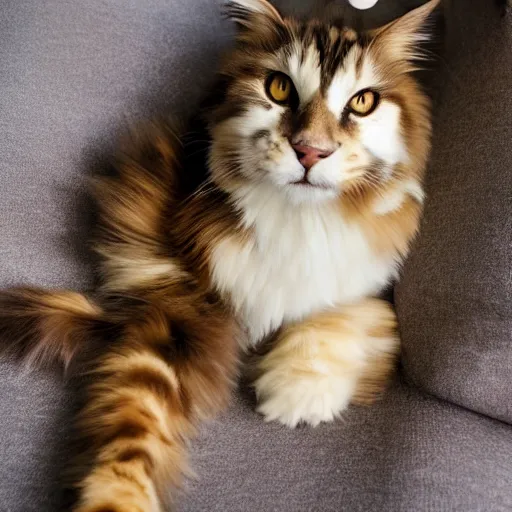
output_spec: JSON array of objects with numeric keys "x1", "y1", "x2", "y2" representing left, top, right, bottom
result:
[{"x1": 0, "y1": 0, "x2": 439, "y2": 510}]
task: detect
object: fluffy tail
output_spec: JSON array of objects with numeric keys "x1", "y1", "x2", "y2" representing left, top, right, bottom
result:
[
  {"x1": 0, "y1": 287, "x2": 102, "y2": 369},
  {"x1": 0, "y1": 285, "x2": 239, "y2": 512},
  {"x1": 0, "y1": 120, "x2": 239, "y2": 510},
  {"x1": 71, "y1": 291, "x2": 239, "y2": 512}
]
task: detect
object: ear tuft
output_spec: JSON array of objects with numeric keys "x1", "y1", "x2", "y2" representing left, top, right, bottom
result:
[
  {"x1": 370, "y1": 0, "x2": 442, "y2": 62},
  {"x1": 224, "y1": 0, "x2": 283, "y2": 29}
]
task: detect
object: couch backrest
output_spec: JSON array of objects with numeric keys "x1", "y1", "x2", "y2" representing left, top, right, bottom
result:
[{"x1": 395, "y1": 0, "x2": 512, "y2": 423}]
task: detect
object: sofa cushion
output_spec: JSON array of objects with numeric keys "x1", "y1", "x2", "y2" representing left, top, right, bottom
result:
[
  {"x1": 395, "y1": 0, "x2": 512, "y2": 423},
  {"x1": 180, "y1": 378, "x2": 512, "y2": 512},
  {"x1": 1, "y1": 365, "x2": 511, "y2": 512}
]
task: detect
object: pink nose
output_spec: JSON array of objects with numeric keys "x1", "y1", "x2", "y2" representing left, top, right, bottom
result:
[{"x1": 292, "y1": 144, "x2": 334, "y2": 171}]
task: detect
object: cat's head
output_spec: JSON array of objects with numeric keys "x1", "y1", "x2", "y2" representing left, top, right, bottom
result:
[{"x1": 208, "y1": 0, "x2": 439, "y2": 205}]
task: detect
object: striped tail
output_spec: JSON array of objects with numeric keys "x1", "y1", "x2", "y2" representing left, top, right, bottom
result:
[
  {"x1": 72, "y1": 293, "x2": 239, "y2": 512},
  {"x1": 0, "y1": 286, "x2": 239, "y2": 511},
  {"x1": 0, "y1": 120, "x2": 239, "y2": 510}
]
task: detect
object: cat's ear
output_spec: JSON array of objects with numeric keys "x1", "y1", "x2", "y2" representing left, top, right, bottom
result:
[
  {"x1": 369, "y1": 0, "x2": 441, "y2": 63},
  {"x1": 225, "y1": 0, "x2": 284, "y2": 31}
]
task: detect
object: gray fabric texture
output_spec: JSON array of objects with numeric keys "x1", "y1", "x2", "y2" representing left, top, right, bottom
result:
[
  {"x1": 181, "y1": 378, "x2": 512, "y2": 512},
  {"x1": 395, "y1": 0, "x2": 512, "y2": 424},
  {"x1": 0, "y1": 0, "x2": 511, "y2": 511}
]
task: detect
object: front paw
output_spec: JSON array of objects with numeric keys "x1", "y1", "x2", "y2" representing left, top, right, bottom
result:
[
  {"x1": 254, "y1": 361, "x2": 355, "y2": 428},
  {"x1": 253, "y1": 300, "x2": 399, "y2": 428}
]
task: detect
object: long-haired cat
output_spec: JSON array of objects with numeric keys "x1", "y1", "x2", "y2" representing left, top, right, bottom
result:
[{"x1": 0, "y1": 0, "x2": 439, "y2": 510}]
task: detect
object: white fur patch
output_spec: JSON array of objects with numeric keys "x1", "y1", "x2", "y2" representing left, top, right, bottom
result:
[
  {"x1": 326, "y1": 48, "x2": 358, "y2": 118},
  {"x1": 358, "y1": 100, "x2": 408, "y2": 165},
  {"x1": 306, "y1": 145, "x2": 371, "y2": 192},
  {"x1": 286, "y1": 42, "x2": 321, "y2": 104},
  {"x1": 326, "y1": 50, "x2": 407, "y2": 167},
  {"x1": 374, "y1": 189, "x2": 408, "y2": 216},
  {"x1": 326, "y1": 47, "x2": 378, "y2": 118},
  {"x1": 404, "y1": 180, "x2": 425, "y2": 204},
  {"x1": 222, "y1": 104, "x2": 282, "y2": 139},
  {"x1": 373, "y1": 180, "x2": 424, "y2": 215},
  {"x1": 210, "y1": 183, "x2": 398, "y2": 345}
]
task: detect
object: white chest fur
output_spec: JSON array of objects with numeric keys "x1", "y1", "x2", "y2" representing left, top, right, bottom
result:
[{"x1": 210, "y1": 185, "x2": 398, "y2": 346}]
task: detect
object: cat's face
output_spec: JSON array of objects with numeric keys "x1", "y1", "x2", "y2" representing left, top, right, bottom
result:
[{"x1": 209, "y1": 0, "x2": 438, "y2": 204}]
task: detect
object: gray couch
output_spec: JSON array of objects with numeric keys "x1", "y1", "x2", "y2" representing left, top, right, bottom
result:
[{"x1": 1, "y1": 0, "x2": 511, "y2": 511}]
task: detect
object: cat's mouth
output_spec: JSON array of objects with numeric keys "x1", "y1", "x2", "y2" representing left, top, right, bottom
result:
[{"x1": 290, "y1": 177, "x2": 333, "y2": 190}]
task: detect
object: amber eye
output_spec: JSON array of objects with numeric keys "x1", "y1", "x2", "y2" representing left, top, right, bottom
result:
[
  {"x1": 266, "y1": 73, "x2": 293, "y2": 105},
  {"x1": 348, "y1": 90, "x2": 379, "y2": 116}
]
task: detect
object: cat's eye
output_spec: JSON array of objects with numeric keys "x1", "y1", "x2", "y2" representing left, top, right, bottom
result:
[
  {"x1": 348, "y1": 90, "x2": 379, "y2": 116},
  {"x1": 266, "y1": 73, "x2": 294, "y2": 105}
]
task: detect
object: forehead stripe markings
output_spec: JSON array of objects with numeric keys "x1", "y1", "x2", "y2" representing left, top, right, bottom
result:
[
  {"x1": 321, "y1": 37, "x2": 357, "y2": 90},
  {"x1": 301, "y1": 25, "x2": 358, "y2": 91},
  {"x1": 284, "y1": 28, "x2": 359, "y2": 106}
]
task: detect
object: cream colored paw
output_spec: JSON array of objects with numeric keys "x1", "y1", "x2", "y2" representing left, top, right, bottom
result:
[
  {"x1": 254, "y1": 299, "x2": 399, "y2": 428},
  {"x1": 255, "y1": 363, "x2": 356, "y2": 427}
]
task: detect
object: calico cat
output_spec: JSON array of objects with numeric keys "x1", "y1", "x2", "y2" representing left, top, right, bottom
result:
[{"x1": 0, "y1": 0, "x2": 440, "y2": 510}]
